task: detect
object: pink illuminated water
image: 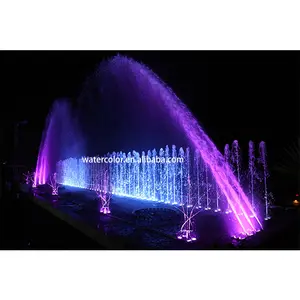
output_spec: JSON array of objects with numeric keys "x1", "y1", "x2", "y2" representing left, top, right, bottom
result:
[
  {"x1": 105, "y1": 56, "x2": 263, "y2": 236},
  {"x1": 35, "y1": 55, "x2": 263, "y2": 237},
  {"x1": 34, "y1": 99, "x2": 83, "y2": 186}
]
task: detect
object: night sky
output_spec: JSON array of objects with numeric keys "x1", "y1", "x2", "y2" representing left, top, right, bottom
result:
[{"x1": 0, "y1": 51, "x2": 299, "y2": 172}]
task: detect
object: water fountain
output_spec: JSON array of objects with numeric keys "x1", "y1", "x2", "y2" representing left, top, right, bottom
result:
[
  {"x1": 57, "y1": 148, "x2": 222, "y2": 208},
  {"x1": 176, "y1": 205, "x2": 198, "y2": 242},
  {"x1": 224, "y1": 144, "x2": 232, "y2": 214},
  {"x1": 95, "y1": 169, "x2": 112, "y2": 214},
  {"x1": 248, "y1": 141, "x2": 256, "y2": 216},
  {"x1": 32, "y1": 171, "x2": 37, "y2": 188},
  {"x1": 23, "y1": 171, "x2": 33, "y2": 185},
  {"x1": 35, "y1": 55, "x2": 264, "y2": 241},
  {"x1": 34, "y1": 99, "x2": 84, "y2": 187},
  {"x1": 56, "y1": 139, "x2": 270, "y2": 241},
  {"x1": 259, "y1": 141, "x2": 270, "y2": 220},
  {"x1": 59, "y1": 145, "x2": 270, "y2": 242},
  {"x1": 225, "y1": 140, "x2": 271, "y2": 222},
  {"x1": 49, "y1": 172, "x2": 59, "y2": 196},
  {"x1": 231, "y1": 140, "x2": 241, "y2": 187}
]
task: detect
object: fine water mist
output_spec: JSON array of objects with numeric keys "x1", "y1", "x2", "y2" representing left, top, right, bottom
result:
[
  {"x1": 34, "y1": 99, "x2": 84, "y2": 186},
  {"x1": 35, "y1": 55, "x2": 263, "y2": 237}
]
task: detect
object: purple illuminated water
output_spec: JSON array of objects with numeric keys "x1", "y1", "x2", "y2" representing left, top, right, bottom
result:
[
  {"x1": 259, "y1": 141, "x2": 270, "y2": 220},
  {"x1": 224, "y1": 144, "x2": 231, "y2": 212},
  {"x1": 248, "y1": 141, "x2": 255, "y2": 209},
  {"x1": 35, "y1": 55, "x2": 263, "y2": 237},
  {"x1": 34, "y1": 99, "x2": 84, "y2": 186},
  {"x1": 231, "y1": 140, "x2": 241, "y2": 185},
  {"x1": 98, "y1": 56, "x2": 263, "y2": 236}
]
